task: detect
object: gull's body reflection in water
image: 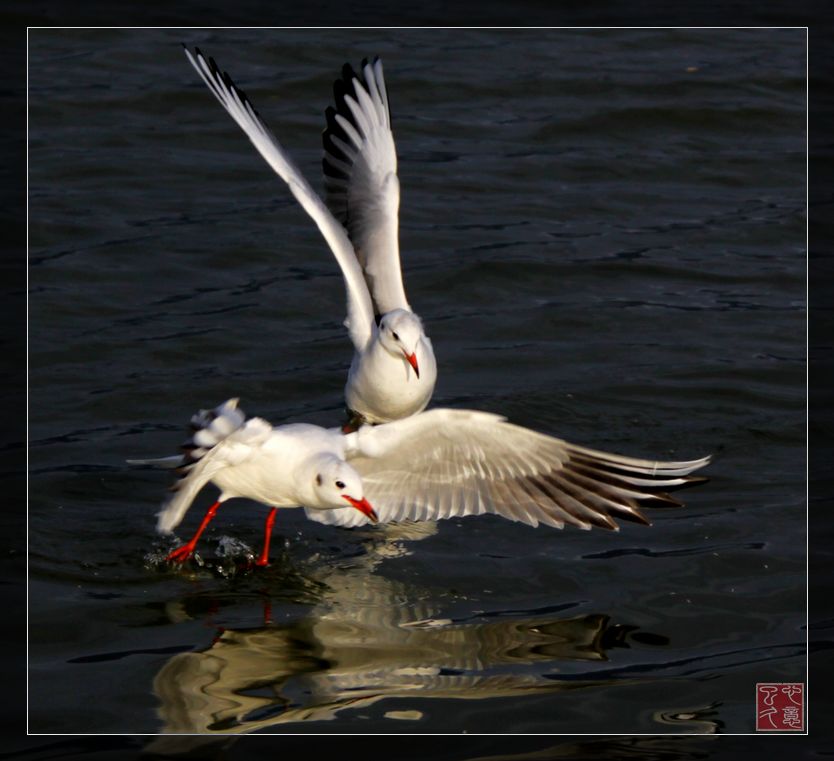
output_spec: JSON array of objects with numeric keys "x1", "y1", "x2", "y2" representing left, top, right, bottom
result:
[{"x1": 151, "y1": 523, "x2": 667, "y2": 736}]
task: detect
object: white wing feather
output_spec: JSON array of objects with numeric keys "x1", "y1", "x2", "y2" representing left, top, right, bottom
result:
[
  {"x1": 306, "y1": 409, "x2": 710, "y2": 529},
  {"x1": 322, "y1": 59, "x2": 409, "y2": 314},
  {"x1": 184, "y1": 47, "x2": 376, "y2": 350},
  {"x1": 155, "y1": 406, "x2": 273, "y2": 535},
  {"x1": 155, "y1": 447, "x2": 231, "y2": 535}
]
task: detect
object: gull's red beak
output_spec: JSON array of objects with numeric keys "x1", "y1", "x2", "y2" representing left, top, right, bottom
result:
[
  {"x1": 342, "y1": 495, "x2": 379, "y2": 523},
  {"x1": 403, "y1": 351, "x2": 420, "y2": 379}
]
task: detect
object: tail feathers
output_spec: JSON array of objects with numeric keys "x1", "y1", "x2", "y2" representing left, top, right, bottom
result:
[
  {"x1": 178, "y1": 398, "x2": 245, "y2": 467},
  {"x1": 127, "y1": 455, "x2": 182, "y2": 468},
  {"x1": 168, "y1": 397, "x2": 246, "y2": 485}
]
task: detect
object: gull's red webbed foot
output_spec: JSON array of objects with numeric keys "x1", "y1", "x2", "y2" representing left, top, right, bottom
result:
[
  {"x1": 165, "y1": 499, "x2": 222, "y2": 564},
  {"x1": 167, "y1": 543, "x2": 197, "y2": 563}
]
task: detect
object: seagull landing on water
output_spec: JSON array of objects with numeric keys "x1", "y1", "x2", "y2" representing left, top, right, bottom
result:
[
  {"x1": 131, "y1": 399, "x2": 710, "y2": 567},
  {"x1": 132, "y1": 399, "x2": 377, "y2": 566},
  {"x1": 183, "y1": 48, "x2": 437, "y2": 430}
]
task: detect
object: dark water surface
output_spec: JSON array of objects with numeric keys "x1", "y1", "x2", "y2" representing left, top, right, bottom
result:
[{"x1": 28, "y1": 28, "x2": 806, "y2": 737}]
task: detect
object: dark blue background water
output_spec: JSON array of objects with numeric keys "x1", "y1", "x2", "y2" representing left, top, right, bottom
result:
[{"x1": 28, "y1": 28, "x2": 805, "y2": 739}]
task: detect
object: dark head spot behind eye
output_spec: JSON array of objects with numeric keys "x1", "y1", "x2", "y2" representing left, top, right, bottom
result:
[{"x1": 316, "y1": 474, "x2": 322, "y2": 486}]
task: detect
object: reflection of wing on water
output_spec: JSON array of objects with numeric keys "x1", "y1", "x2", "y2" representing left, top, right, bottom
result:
[
  {"x1": 153, "y1": 533, "x2": 666, "y2": 735},
  {"x1": 153, "y1": 602, "x2": 638, "y2": 734},
  {"x1": 156, "y1": 650, "x2": 577, "y2": 735}
]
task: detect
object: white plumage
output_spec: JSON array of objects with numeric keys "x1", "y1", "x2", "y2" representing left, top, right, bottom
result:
[
  {"x1": 143, "y1": 400, "x2": 709, "y2": 556},
  {"x1": 184, "y1": 48, "x2": 436, "y2": 425},
  {"x1": 311, "y1": 408, "x2": 710, "y2": 530},
  {"x1": 322, "y1": 59, "x2": 407, "y2": 315}
]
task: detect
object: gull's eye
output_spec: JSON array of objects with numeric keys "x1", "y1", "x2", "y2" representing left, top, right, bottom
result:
[
  {"x1": 335, "y1": 480, "x2": 346, "y2": 489},
  {"x1": 392, "y1": 331, "x2": 400, "y2": 341}
]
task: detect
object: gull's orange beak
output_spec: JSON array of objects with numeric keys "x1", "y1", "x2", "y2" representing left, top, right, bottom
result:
[
  {"x1": 342, "y1": 495, "x2": 379, "y2": 523},
  {"x1": 403, "y1": 351, "x2": 420, "y2": 379}
]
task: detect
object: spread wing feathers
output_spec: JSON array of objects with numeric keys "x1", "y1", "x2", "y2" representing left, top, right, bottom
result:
[
  {"x1": 155, "y1": 398, "x2": 272, "y2": 534},
  {"x1": 322, "y1": 58, "x2": 409, "y2": 314},
  {"x1": 184, "y1": 46, "x2": 375, "y2": 350},
  {"x1": 305, "y1": 409, "x2": 710, "y2": 529}
]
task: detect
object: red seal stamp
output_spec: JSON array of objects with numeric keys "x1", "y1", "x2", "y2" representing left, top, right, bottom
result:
[{"x1": 756, "y1": 683, "x2": 805, "y2": 731}]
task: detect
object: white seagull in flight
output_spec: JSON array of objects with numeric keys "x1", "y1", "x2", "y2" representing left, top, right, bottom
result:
[
  {"x1": 184, "y1": 47, "x2": 436, "y2": 429},
  {"x1": 137, "y1": 399, "x2": 710, "y2": 566}
]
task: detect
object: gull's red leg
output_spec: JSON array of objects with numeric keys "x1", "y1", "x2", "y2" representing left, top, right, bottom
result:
[
  {"x1": 255, "y1": 507, "x2": 278, "y2": 567},
  {"x1": 166, "y1": 500, "x2": 222, "y2": 563},
  {"x1": 263, "y1": 596, "x2": 273, "y2": 625}
]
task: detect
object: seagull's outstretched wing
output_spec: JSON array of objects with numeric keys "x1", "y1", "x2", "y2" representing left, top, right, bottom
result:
[
  {"x1": 154, "y1": 399, "x2": 271, "y2": 534},
  {"x1": 322, "y1": 58, "x2": 409, "y2": 315},
  {"x1": 184, "y1": 46, "x2": 376, "y2": 350},
  {"x1": 306, "y1": 409, "x2": 710, "y2": 529}
]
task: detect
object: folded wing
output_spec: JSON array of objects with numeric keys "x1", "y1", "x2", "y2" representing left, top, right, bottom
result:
[
  {"x1": 306, "y1": 409, "x2": 710, "y2": 529},
  {"x1": 322, "y1": 58, "x2": 409, "y2": 315},
  {"x1": 184, "y1": 46, "x2": 375, "y2": 350}
]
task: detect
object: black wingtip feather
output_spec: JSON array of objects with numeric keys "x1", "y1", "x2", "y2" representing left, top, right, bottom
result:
[
  {"x1": 333, "y1": 77, "x2": 348, "y2": 105},
  {"x1": 609, "y1": 508, "x2": 652, "y2": 527},
  {"x1": 322, "y1": 57, "x2": 390, "y2": 225},
  {"x1": 322, "y1": 157, "x2": 349, "y2": 181},
  {"x1": 341, "y1": 62, "x2": 358, "y2": 85},
  {"x1": 323, "y1": 78, "x2": 360, "y2": 194},
  {"x1": 323, "y1": 108, "x2": 347, "y2": 143},
  {"x1": 323, "y1": 129, "x2": 348, "y2": 155},
  {"x1": 641, "y1": 492, "x2": 685, "y2": 508}
]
